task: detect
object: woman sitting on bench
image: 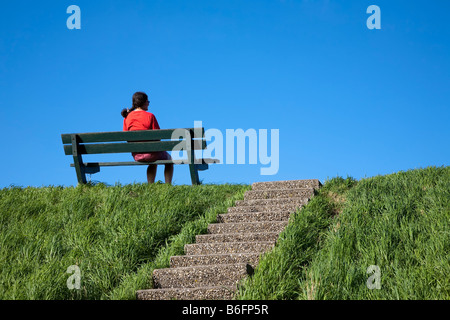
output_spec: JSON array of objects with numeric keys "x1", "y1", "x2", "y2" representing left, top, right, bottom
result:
[{"x1": 121, "y1": 91, "x2": 174, "y2": 184}]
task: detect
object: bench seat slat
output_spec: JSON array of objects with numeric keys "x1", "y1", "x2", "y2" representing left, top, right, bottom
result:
[
  {"x1": 63, "y1": 139, "x2": 206, "y2": 156},
  {"x1": 61, "y1": 128, "x2": 204, "y2": 144},
  {"x1": 70, "y1": 158, "x2": 220, "y2": 167}
]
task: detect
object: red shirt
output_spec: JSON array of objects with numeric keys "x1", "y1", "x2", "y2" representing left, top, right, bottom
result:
[{"x1": 123, "y1": 110, "x2": 160, "y2": 131}]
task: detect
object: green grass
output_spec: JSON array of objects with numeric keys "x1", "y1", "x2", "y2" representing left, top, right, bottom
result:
[
  {"x1": 236, "y1": 166, "x2": 449, "y2": 300},
  {"x1": 235, "y1": 176, "x2": 357, "y2": 299},
  {"x1": 1, "y1": 166, "x2": 448, "y2": 300},
  {"x1": 0, "y1": 182, "x2": 250, "y2": 299}
]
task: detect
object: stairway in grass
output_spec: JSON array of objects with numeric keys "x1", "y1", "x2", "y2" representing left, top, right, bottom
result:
[{"x1": 136, "y1": 179, "x2": 321, "y2": 300}]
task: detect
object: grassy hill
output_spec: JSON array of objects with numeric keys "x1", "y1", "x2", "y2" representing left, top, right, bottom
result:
[
  {"x1": 0, "y1": 166, "x2": 448, "y2": 300},
  {"x1": 0, "y1": 183, "x2": 250, "y2": 299},
  {"x1": 236, "y1": 166, "x2": 449, "y2": 299}
]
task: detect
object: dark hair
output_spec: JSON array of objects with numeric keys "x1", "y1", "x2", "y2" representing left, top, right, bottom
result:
[{"x1": 121, "y1": 91, "x2": 149, "y2": 118}]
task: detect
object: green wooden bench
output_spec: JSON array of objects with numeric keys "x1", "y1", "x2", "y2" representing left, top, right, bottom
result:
[{"x1": 61, "y1": 127, "x2": 219, "y2": 185}]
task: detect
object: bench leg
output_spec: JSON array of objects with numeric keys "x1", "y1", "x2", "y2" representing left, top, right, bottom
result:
[
  {"x1": 71, "y1": 134, "x2": 87, "y2": 185},
  {"x1": 189, "y1": 163, "x2": 200, "y2": 185},
  {"x1": 186, "y1": 131, "x2": 200, "y2": 185},
  {"x1": 73, "y1": 157, "x2": 87, "y2": 184}
]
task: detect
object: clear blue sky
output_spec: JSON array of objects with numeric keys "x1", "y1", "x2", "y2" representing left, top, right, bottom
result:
[{"x1": 1, "y1": 0, "x2": 449, "y2": 187}]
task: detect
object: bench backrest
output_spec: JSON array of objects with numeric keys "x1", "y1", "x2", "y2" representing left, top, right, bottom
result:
[{"x1": 61, "y1": 128, "x2": 206, "y2": 156}]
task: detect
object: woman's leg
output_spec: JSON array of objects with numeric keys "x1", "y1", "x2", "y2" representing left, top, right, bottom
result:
[
  {"x1": 143, "y1": 152, "x2": 173, "y2": 184},
  {"x1": 147, "y1": 164, "x2": 157, "y2": 184},
  {"x1": 164, "y1": 163, "x2": 174, "y2": 184}
]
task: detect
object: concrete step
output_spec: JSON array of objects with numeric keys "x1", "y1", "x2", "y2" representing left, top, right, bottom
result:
[
  {"x1": 185, "y1": 241, "x2": 275, "y2": 255},
  {"x1": 207, "y1": 221, "x2": 288, "y2": 234},
  {"x1": 136, "y1": 286, "x2": 236, "y2": 300},
  {"x1": 227, "y1": 203, "x2": 301, "y2": 214},
  {"x1": 196, "y1": 232, "x2": 280, "y2": 243},
  {"x1": 251, "y1": 179, "x2": 321, "y2": 191},
  {"x1": 235, "y1": 197, "x2": 309, "y2": 207},
  {"x1": 170, "y1": 252, "x2": 261, "y2": 268},
  {"x1": 152, "y1": 263, "x2": 253, "y2": 289},
  {"x1": 244, "y1": 188, "x2": 314, "y2": 201},
  {"x1": 218, "y1": 211, "x2": 291, "y2": 223}
]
